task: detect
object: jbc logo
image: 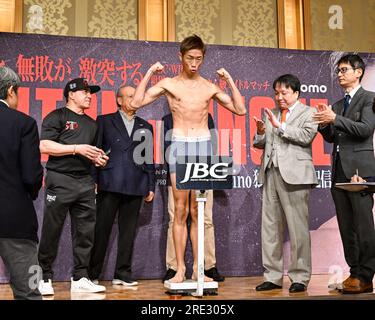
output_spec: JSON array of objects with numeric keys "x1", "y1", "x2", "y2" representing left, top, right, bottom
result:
[{"x1": 180, "y1": 162, "x2": 230, "y2": 183}]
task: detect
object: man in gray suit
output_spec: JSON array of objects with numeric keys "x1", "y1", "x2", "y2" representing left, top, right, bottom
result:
[
  {"x1": 314, "y1": 54, "x2": 375, "y2": 294},
  {"x1": 253, "y1": 74, "x2": 318, "y2": 293}
]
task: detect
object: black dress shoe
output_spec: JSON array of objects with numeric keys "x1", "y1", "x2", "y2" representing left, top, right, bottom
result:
[
  {"x1": 162, "y1": 268, "x2": 176, "y2": 282},
  {"x1": 256, "y1": 281, "x2": 282, "y2": 291},
  {"x1": 205, "y1": 267, "x2": 225, "y2": 282},
  {"x1": 289, "y1": 283, "x2": 306, "y2": 293}
]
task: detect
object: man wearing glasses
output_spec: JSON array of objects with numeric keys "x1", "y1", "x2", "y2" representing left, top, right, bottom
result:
[{"x1": 314, "y1": 54, "x2": 375, "y2": 294}]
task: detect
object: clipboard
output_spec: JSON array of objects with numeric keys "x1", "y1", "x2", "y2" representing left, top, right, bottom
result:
[{"x1": 335, "y1": 182, "x2": 375, "y2": 192}]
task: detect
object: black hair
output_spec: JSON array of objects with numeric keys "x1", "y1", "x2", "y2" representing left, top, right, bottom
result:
[
  {"x1": 180, "y1": 34, "x2": 206, "y2": 56},
  {"x1": 337, "y1": 54, "x2": 366, "y2": 81},
  {"x1": 272, "y1": 74, "x2": 301, "y2": 97}
]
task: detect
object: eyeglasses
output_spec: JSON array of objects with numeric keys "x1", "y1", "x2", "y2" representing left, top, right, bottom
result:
[{"x1": 335, "y1": 67, "x2": 356, "y2": 75}]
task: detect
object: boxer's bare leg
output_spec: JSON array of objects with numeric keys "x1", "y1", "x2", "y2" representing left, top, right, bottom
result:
[{"x1": 168, "y1": 173, "x2": 189, "y2": 283}]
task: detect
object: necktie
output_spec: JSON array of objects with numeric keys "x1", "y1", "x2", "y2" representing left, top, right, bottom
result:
[
  {"x1": 280, "y1": 107, "x2": 288, "y2": 123},
  {"x1": 343, "y1": 94, "x2": 350, "y2": 115}
]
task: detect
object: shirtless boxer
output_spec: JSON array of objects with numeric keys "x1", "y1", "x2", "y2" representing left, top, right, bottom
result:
[{"x1": 131, "y1": 35, "x2": 246, "y2": 283}]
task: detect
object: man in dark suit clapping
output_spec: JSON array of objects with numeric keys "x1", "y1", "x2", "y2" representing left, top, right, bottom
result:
[
  {"x1": 0, "y1": 66, "x2": 43, "y2": 300},
  {"x1": 314, "y1": 54, "x2": 375, "y2": 294},
  {"x1": 89, "y1": 86, "x2": 155, "y2": 286}
]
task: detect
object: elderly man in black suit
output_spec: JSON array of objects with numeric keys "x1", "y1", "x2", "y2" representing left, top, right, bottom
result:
[
  {"x1": 314, "y1": 54, "x2": 375, "y2": 294},
  {"x1": 0, "y1": 66, "x2": 43, "y2": 300},
  {"x1": 89, "y1": 86, "x2": 155, "y2": 286}
]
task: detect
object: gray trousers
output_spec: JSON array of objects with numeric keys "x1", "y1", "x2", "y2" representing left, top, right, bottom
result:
[
  {"x1": 0, "y1": 238, "x2": 42, "y2": 300},
  {"x1": 261, "y1": 166, "x2": 311, "y2": 286}
]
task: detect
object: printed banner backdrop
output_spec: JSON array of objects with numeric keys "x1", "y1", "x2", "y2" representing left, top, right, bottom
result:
[{"x1": 0, "y1": 32, "x2": 374, "y2": 282}]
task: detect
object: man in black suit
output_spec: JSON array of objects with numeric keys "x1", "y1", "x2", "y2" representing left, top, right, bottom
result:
[
  {"x1": 314, "y1": 54, "x2": 375, "y2": 294},
  {"x1": 89, "y1": 86, "x2": 155, "y2": 286},
  {"x1": 0, "y1": 66, "x2": 43, "y2": 300}
]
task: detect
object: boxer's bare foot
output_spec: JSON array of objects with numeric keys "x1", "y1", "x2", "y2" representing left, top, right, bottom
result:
[
  {"x1": 191, "y1": 272, "x2": 213, "y2": 282},
  {"x1": 168, "y1": 269, "x2": 186, "y2": 283}
]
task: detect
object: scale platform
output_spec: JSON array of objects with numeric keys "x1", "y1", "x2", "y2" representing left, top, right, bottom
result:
[{"x1": 164, "y1": 280, "x2": 218, "y2": 295}]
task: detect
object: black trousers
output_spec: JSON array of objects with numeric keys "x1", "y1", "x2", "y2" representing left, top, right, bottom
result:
[
  {"x1": 0, "y1": 238, "x2": 42, "y2": 300},
  {"x1": 332, "y1": 154, "x2": 375, "y2": 283},
  {"x1": 38, "y1": 170, "x2": 96, "y2": 281},
  {"x1": 89, "y1": 191, "x2": 143, "y2": 281}
]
